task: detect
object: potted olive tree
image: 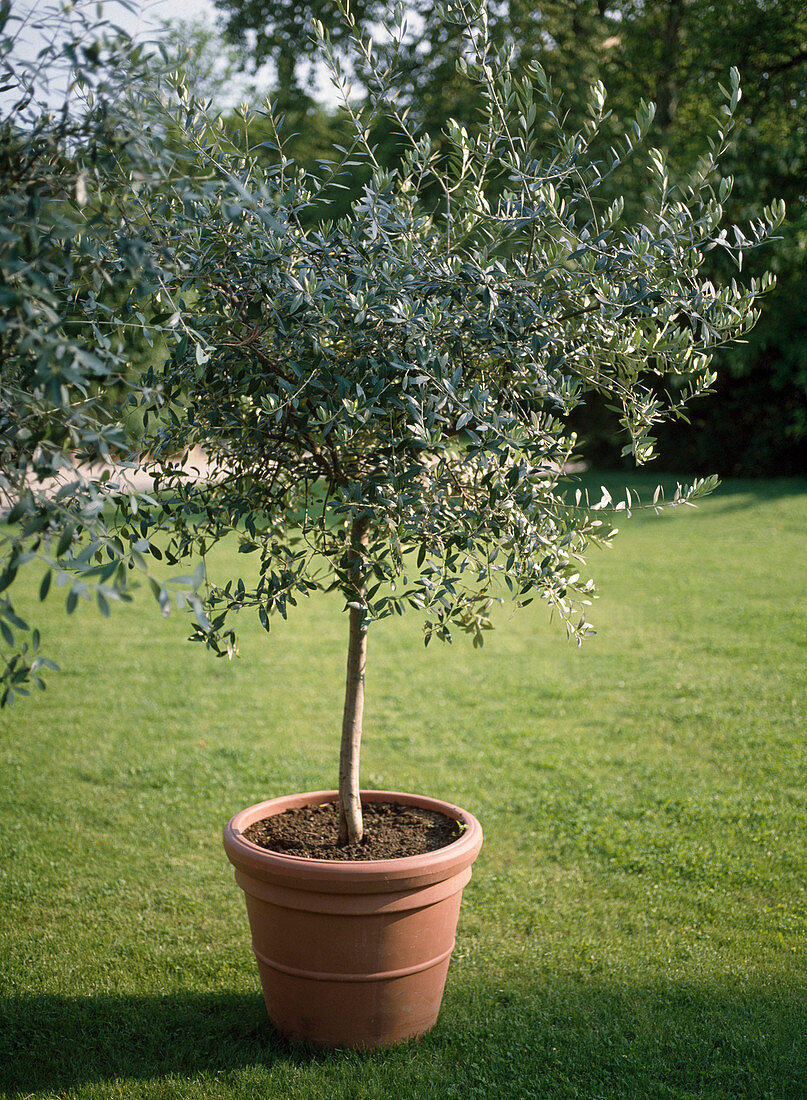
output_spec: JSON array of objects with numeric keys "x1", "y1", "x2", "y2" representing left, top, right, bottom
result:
[{"x1": 126, "y1": 0, "x2": 784, "y2": 1048}]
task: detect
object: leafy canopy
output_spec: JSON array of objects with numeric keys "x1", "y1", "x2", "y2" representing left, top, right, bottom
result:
[
  {"x1": 132, "y1": 0, "x2": 783, "y2": 659},
  {"x1": 211, "y1": 0, "x2": 807, "y2": 476}
]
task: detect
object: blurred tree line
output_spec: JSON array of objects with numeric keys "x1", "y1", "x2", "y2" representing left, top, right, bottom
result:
[{"x1": 180, "y1": 0, "x2": 806, "y2": 476}]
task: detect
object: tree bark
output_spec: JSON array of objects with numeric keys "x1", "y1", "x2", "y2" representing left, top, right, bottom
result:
[{"x1": 338, "y1": 517, "x2": 370, "y2": 845}]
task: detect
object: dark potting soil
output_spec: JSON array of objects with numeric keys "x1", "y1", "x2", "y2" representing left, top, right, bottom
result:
[{"x1": 243, "y1": 800, "x2": 464, "y2": 861}]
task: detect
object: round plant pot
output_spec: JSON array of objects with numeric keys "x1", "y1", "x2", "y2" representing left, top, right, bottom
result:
[{"x1": 223, "y1": 789, "x2": 483, "y2": 1049}]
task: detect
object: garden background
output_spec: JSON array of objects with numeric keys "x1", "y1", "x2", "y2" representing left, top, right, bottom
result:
[{"x1": 1, "y1": 1, "x2": 806, "y2": 1096}]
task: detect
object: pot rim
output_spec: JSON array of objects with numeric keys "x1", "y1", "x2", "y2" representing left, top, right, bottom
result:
[{"x1": 223, "y1": 789, "x2": 483, "y2": 891}]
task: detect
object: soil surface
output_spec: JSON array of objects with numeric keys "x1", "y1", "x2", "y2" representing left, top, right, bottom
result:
[{"x1": 243, "y1": 800, "x2": 463, "y2": 861}]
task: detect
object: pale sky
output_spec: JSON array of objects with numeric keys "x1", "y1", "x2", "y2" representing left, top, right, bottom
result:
[
  {"x1": 116, "y1": 0, "x2": 222, "y2": 36},
  {"x1": 28, "y1": 0, "x2": 224, "y2": 37},
  {"x1": 9, "y1": 0, "x2": 336, "y2": 108},
  {"x1": 8, "y1": 1, "x2": 222, "y2": 89}
]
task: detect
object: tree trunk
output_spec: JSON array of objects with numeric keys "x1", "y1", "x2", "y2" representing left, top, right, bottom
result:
[{"x1": 338, "y1": 517, "x2": 369, "y2": 845}]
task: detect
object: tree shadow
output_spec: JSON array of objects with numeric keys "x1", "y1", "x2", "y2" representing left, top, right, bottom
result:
[
  {"x1": 0, "y1": 991, "x2": 322, "y2": 1095},
  {"x1": 433, "y1": 972, "x2": 807, "y2": 1099},
  {"x1": 2, "y1": 975, "x2": 805, "y2": 1097},
  {"x1": 572, "y1": 472, "x2": 807, "y2": 524},
  {"x1": 684, "y1": 475, "x2": 807, "y2": 518},
  {"x1": 709, "y1": 476, "x2": 807, "y2": 501}
]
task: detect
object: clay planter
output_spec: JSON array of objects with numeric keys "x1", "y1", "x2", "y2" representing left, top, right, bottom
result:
[{"x1": 223, "y1": 789, "x2": 483, "y2": 1049}]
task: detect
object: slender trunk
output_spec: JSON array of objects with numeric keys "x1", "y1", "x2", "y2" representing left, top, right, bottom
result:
[{"x1": 338, "y1": 518, "x2": 369, "y2": 845}]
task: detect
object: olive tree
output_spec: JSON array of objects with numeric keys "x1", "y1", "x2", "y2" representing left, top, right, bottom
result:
[{"x1": 134, "y1": 1, "x2": 783, "y2": 842}]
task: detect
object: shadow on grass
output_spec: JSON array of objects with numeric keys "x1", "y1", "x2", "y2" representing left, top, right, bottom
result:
[
  {"x1": 0, "y1": 991, "x2": 318, "y2": 1095},
  {"x1": 567, "y1": 474, "x2": 807, "y2": 531},
  {"x1": 2, "y1": 976, "x2": 805, "y2": 1098},
  {"x1": 708, "y1": 476, "x2": 807, "y2": 501},
  {"x1": 575, "y1": 471, "x2": 807, "y2": 500},
  {"x1": 436, "y1": 974, "x2": 807, "y2": 1100}
]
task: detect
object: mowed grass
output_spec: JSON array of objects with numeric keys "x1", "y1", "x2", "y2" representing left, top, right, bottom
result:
[{"x1": 1, "y1": 474, "x2": 805, "y2": 1100}]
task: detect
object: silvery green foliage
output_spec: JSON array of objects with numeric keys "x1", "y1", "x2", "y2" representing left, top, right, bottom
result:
[
  {"x1": 138, "y1": 0, "x2": 783, "y2": 658},
  {"x1": 135, "y1": 0, "x2": 779, "y2": 661},
  {"x1": 0, "y1": 1, "x2": 201, "y2": 705}
]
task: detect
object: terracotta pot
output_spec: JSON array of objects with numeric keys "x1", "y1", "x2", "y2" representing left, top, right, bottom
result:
[{"x1": 223, "y1": 789, "x2": 483, "y2": 1049}]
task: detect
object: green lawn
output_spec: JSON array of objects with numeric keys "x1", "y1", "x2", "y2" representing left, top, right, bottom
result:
[{"x1": 1, "y1": 474, "x2": 805, "y2": 1099}]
